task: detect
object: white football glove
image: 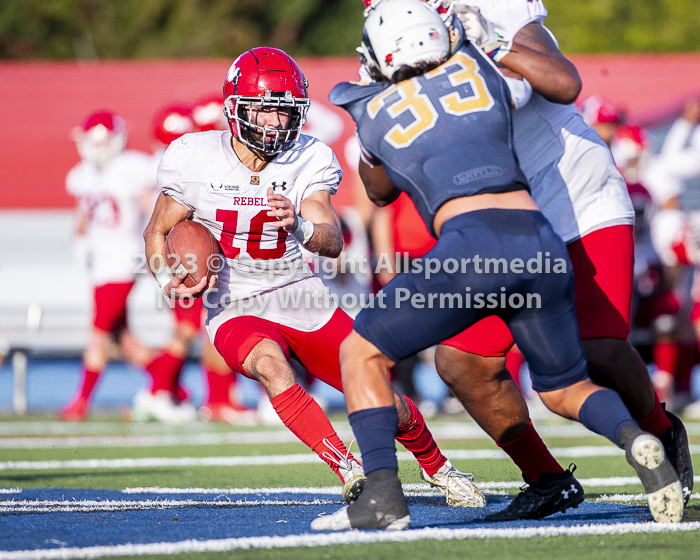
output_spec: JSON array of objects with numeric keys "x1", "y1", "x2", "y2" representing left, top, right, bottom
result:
[{"x1": 454, "y1": 6, "x2": 512, "y2": 62}]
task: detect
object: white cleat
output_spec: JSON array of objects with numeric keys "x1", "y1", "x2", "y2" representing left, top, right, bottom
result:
[
  {"x1": 322, "y1": 438, "x2": 367, "y2": 504},
  {"x1": 311, "y1": 506, "x2": 352, "y2": 531},
  {"x1": 132, "y1": 389, "x2": 197, "y2": 424},
  {"x1": 420, "y1": 459, "x2": 486, "y2": 507},
  {"x1": 310, "y1": 506, "x2": 410, "y2": 531},
  {"x1": 627, "y1": 433, "x2": 684, "y2": 523}
]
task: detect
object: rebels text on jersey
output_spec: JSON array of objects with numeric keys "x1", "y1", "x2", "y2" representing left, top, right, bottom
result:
[
  {"x1": 330, "y1": 42, "x2": 528, "y2": 237},
  {"x1": 157, "y1": 130, "x2": 342, "y2": 303}
]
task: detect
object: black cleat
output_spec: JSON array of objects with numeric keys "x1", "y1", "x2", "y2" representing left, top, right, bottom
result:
[
  {"x1": 485, "y1": 465, "x2": 584, "y2": 521},
  {"x1": 661, "y1": 409, "x2": 694, "y2": 506}
]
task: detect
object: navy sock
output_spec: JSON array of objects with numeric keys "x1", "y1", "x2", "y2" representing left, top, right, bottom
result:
[
  {"x1": 578, "y1": 389, "x2": 638, "y2": 447},
  {"x1": 349, "y1": 406, "x2": 399, "y2": 474}
]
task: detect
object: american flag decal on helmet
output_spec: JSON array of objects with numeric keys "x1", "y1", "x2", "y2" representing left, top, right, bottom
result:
[{"x1": 429, "y1": 30, "x2": 441, "y2": 40}]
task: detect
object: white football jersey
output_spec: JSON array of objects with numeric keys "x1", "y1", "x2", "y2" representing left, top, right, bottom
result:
[
  {"x1": 458, "y1": 0, "x2": 634, "y2": 242},
  {"x1": 158, "y1": 130, "x2": 343, "y2": 325},
  {"x1": 66, "y1": 150, "x2": 154, "y2": 285}
]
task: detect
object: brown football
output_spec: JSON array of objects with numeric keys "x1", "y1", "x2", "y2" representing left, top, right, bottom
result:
[{"x1": 165, "y1": 220, "x2": 222, "y2": 290}]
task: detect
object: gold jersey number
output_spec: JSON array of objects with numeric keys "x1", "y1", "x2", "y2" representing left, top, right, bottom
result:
[{"x1": 366, "y1": 52, "x2": 494, "y2": 149}]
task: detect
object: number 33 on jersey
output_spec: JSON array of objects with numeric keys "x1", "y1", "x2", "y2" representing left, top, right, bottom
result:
[
  {"x1": 330, "y1": 41, "x2": 528, "y2": 236},
  {"x1": 157, "y1": 129, "x2": 342, "y2": 300}
]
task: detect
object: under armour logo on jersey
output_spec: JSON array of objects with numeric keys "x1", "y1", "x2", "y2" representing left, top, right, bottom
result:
[
  {"x1": 561, "y1": 485, "x2": 579, "y2": 499},
  {"x1": 272, "y1": 181, "x2": 287, "y2": 192}
]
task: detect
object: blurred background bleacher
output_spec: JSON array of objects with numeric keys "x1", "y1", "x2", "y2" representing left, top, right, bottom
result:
[{"x1": 2, "y1": 0, "x2": 700, "y2": 417}]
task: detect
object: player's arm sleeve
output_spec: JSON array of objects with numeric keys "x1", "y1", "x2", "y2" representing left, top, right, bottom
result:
[
  {"x1": 157, "y1": 140, "x2": 196, "y2": 212},
  {"x1": 300, "y1": 147, "x2": 343, "y2": 201},
  {"x1": 493, "y1": 0, "x2": 547, "y2": 41},
  {"x1": 503, "y1": 75, "x2": 533, "y2": 110}
]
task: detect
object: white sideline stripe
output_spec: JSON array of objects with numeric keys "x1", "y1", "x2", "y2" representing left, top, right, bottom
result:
[
  {"x1": 123, "y1": 486, "x2": 345, "y2": 495},
  {"x1": 1, "y1": 522, "x2": 699, "y2": 559},
  {"x1": 0, "y1": 498, "x2": 337, "y2": 513},
  {"x1": 4, "y1": 421, "x2": 700, "y2": 448},
  {"x1": 0, "y1": 488, "x2": 21, "y2": 494},
  {"x1": 11, "y1": 488, "x2": 699, "y2": 513},
  {"x1": 122, "y1": 475, "x2": 700, "y2": 496},
  {"x1": 595, "y1": 493, "x2": 700, "y2": 503},
  {"x1": 5, "y1": 445, "x2": 700, "y2": 471},
  {"x1": 0, "y1": 432, "x2": 305, "y2": 449}
]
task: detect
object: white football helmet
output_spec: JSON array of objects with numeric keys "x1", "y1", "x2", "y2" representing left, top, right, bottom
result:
[
  {"x1": 364, "y1": 0, "x2": 455, "y2": 23},
  {"x1": 358, "y1": 0, "x2": 451, "y2": 83}
]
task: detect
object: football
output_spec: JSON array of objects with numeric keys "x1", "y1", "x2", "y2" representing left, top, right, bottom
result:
[{"x1": 165, "y1": 220, "x2": 222, "y2": 289}]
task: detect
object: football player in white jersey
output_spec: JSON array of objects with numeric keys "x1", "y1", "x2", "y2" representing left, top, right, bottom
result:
[
  {"x1": 427, "y1": 0, "x2": 692, "y2": 515},
  {"x1": 61, "y1": 111, "x2": 158, "y2": 421},
  {"x1": 143, "y1": 47, "x2": 485, "y2": 507}
]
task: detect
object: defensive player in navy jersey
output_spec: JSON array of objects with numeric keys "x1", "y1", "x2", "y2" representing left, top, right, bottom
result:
[{"x1": 311, "y1": 0, "x2": 683, "y2": 531}]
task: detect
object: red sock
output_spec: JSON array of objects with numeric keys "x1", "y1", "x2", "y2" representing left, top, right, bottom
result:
[
  {"x1": 396, "y1": 396, "x2": 446, "y2": 476},
  {"x1": 205, "y1": 368, "x2": 233, "y2": 405},
  {"x1": 78, "y1": 367, "x2": 101, "y2": 401},
  {"x1": 497, "y1": 422, "x2": 564, "y2": 483},
  {"x1": 271, "y1": 384, "x2": 356, "y2": 482},
  {"x1": 505, "y1": 349, "x2": 526, "y2": 390},
  {"x1": 635, "y1": 393, "x2": 673, "y2": 438},
  {"x1": 653, "y1": 341, "x2": 679, "y2": 376},
  {"x1": 146, "y1": 351, "x2": 185, "y2": 394}
]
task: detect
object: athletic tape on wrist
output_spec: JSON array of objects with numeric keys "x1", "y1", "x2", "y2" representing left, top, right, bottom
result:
[
  {"x1": 291, "y1": 216, "x2": 315, "y2": 245},
  {"x1": 489, "y1": 40, "x2": 513, "y2": 62},
  {"x1": 155, "y1": 267, "x2": 174, "y2": 291}
]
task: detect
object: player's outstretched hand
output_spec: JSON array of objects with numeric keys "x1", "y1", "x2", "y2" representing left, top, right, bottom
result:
[
  {"x1": 266, "y1": 187, "x2": 298, "y2": 232},
  {"x1": 164, "y1": 269, "x2": 217, "y2": 300}
]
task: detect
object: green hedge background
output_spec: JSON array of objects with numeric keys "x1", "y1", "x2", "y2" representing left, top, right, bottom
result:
[{"x1": 1, "y1": 0, "x2": 699, "y2": 59}]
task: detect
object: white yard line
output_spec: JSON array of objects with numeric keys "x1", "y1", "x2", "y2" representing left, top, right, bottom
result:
[
  {"x1": 3, "y1": 446, "x2": 700, "y2": 471},
  {"x1": 1, "y1": 522, "x2": 699, "y2": 559},
  {"x1": 0, "y1": 498, "x2": 337, "y2": 513},
  {"x1": 3, "y1": 421, "x2": 700, "y2": 448}
]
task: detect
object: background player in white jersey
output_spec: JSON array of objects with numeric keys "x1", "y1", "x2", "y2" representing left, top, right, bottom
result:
[
  {"x1": 143, "y1": 47, "x2": 484, "y2": 507},
  {"x1": 60, "y1": 111, "x2": 157, "y2": 420},
  {"x1": 426, "y1": 0, "x2": 693, "y2": 513}
]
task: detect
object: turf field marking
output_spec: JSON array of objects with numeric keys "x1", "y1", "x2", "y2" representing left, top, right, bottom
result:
[
  {"x1": 595, "y1": 493, "x2": 700, "y2": 503},
  {"x1": 0, "y1": 498, "x2": 338, "y2": 513},
  {"x1": 1, "y1": 521, "x2": 698, "y2": 559},
  {"x1": 121, "y1": 475, "x2": 700, "y2": 495},
  {"x1": 0, "y1": 488, "x2": 20, "y2": 494},
  {"x1": 3, "y1": 421, "x2": 700, "y2": 448},
  {"x1": 4, "y1": 445, "x2": 700, "y2": 471}
]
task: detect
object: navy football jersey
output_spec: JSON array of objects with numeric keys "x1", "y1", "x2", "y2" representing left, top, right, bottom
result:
[{"x1": 330, "y1": 42, "x2": 528, "y2": 236}]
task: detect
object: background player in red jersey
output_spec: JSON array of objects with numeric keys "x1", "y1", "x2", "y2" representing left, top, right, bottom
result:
[{"x1": 143, "y1": 47, "x2": 485, "y2": 507}]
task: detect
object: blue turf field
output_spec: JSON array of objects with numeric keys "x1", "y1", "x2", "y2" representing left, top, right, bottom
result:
[{"x1": 0, "y1": 487, "x2": 661, "y2": 553}]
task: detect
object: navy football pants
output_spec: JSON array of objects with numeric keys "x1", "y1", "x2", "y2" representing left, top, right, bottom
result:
[{"x1": 354, "y1": 209, "x2": 588, "y2": 392}]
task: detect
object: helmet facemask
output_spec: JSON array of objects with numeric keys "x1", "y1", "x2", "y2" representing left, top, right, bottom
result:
[{"x1": 225, "y1": 90, "x2": 309, "y2": 156}]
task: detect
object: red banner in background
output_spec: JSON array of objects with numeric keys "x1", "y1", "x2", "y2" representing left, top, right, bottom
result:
[{"x1": 1, "y1": 54, "x2": 700, "y2": 210}]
